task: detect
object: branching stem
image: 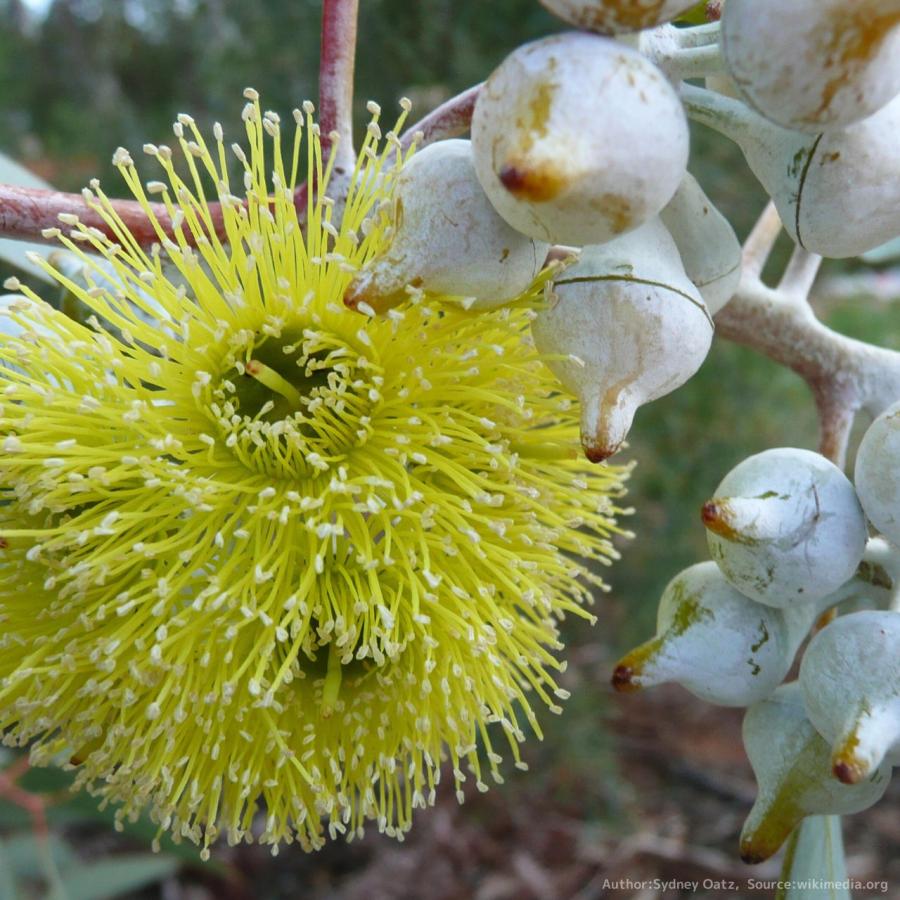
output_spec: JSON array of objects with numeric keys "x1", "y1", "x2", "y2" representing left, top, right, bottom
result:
[
  {"x1": 400, "y1": 84, "x2": 482, "y2": 151},
  {"x1": 716, "y1": 204, "x2": 900, "y2": 469},
  {"x1": 0, "y1": 184, "x2": 212, "y2": 246}
]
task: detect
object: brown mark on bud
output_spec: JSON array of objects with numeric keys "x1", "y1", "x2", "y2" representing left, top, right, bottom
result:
[
  {"x1": 832, "y1": 729, "x2": 865, "y2": 784},
  {"x1": 814, "y1": 8, "x2": 900, "y2": 122},
  {"x1": 611, "y1": 664, "x2": 641, "y2": 693},
  {"x1": 700, "y1": 500, "x2": 743, "y2": 542},
  {"x1": 593, "y1": 193, "x2": 634, "y2": 235},
  {"x1": 498, "y1": 161, "x2": 568, "y2": 202},
  {"x1": 833, "y1": 758, "x2": 864, "y2": 785}
]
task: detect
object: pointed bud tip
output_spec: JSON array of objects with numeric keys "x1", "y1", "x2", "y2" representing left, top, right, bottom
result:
[
  {"x1": 611, "y1": 664, "x2": 642, "y2": 693},
  {"x1": 583, "y1": 439, "x2": 622, "y2": 464},
  {"x1": 700, "y1": 500, "x2": 720, "y2": 527},
  {"x1": 700, "y1": 499, "x2": 742, "y2": 541},
  {"x1": 833, "y1": 757, "x2": 865, "y2": 785},
  {"x1": 739, "y1": 846, "x2": 771, "y2": 866},
  {"x1": 740, "y1": 815, "x2": 799, "y2": 864}
]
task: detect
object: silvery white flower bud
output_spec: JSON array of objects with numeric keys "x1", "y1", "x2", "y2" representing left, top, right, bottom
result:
[
  {"x1": 682, "y1": 84, "x2": 900, "y2": 259},
  {"x1": 740, "y1": 682, "x2": 891, "y2": 864},
  {"x1": 611, "y1": 562, "x2": 819, "y2": 706},
  {"x1": 703, "y1": 448, "x2": 867, "y2": 607},
  {"x1": 659, "y1": 173, "x2": 742, "y2": 315},
  {"x1": 722, "y1": 0, "x2": 900, "y2": 133},
  {"x1": 531, "y1": 219, "x2": 713, "y2": 461},
  {"x1": 471, "y1": 33, "x2": 689, "y2": 246},
  {"x1": 855, "y1": 400, "x2": 900, "y2": 546},
  {"x1": 800, "y1": 610, "x2": 900, "y2": 785},
  {"x1": 344, "y1": 140, "x2": 547, "y2": 313},
  {"x1": 539, "y1": 0, "x2": 697, "y2": 34}
]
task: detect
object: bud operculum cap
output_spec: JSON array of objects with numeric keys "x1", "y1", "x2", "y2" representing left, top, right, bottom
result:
[
  {"x1": 344, "y1": 140, "x2": 547, "y2": 313},
  {"x1": 472, "y1": 33, "x2": 689, "y2": 246},
  {"x1": 611, "y1": 562, "x2": 808, "y2": 707},
  {"x1": 532, "y1": 219, "x2": 712, "y2": 462},
  {"x1": 703, "y1": 448, "x2": 867, "y2": 607}
]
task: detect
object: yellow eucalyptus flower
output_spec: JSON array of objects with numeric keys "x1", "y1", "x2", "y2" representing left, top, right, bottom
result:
[{"x1": 0, "y1": 90, "x2": 628, "y2": 855}]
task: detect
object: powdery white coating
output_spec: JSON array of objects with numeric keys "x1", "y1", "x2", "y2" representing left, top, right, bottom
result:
[
  {"x1": 723, "y1": 0, "x2": 900, "y2": 133},
  {"x1": 471, "y1": 33, "x2": 689, "y2": 246},
  {"x1": 344, "y1": 140, "x2": 546, "y2": 312},
  {"x1": 684, "y1": 84, "x2": 900, "y2": 259},
  {"x1": 740, "y1": 682, "x2": 891, "y2": 864},
  {"x1": 612, "y1": 562, "x2": 818, "y2": 707},
  {"x1": 531, "y1": 219, "x2": 713, "y2": 461},
  {"x1": 855, "y1": 400, "x2": 900, "y2": 546},
  {"x1": 705, "y1": 448, "x2": 867, "y2": 607},
  {"x1": 800, "y1": 611, "x2": 900, "y2": 784},
  {"x1": 790, "y1": 94, "x2": 900, "y2": 258},
  {"x1": 539, "y1": 0, "x2": 697, "y2": 34},
  {"x1": 659, "y1": 173, "x2": 742, "y2": 315}
]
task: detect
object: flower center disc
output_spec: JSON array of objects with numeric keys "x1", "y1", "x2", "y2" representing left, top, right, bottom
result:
[{"x1": 204, "y1": 323, "x2": 382, "y2": 478}]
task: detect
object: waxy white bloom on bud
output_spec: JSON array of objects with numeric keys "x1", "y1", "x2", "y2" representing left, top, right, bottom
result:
[
  {"x1": 531, "y1": 219, "x2": 713, "y2": 462},
  {"x1": 684, "y1": 85, "x2": 900, "y2": 259},
  {"x1": 723, "y1": 0, "x2": 900, "y2": 133},
  {"x1": 740, "y1": 683, "x2": 891, "y2": 864},
  {"x1": 659, "y1": 173, "x2": 742, "y2": 315},
  {"x1": 800, "y1": 611, "x2": 900, "y2": 785},
  {"x1": 855, "y1": 400, "x2": 900, "y2": 546},
  {"x1": 611, "y1": 562, "x2": 819, "y2": 707},
  {"x1": 539, "y1": 0, "x2": 697, "y2": 34},
  {"x1": 703, "y1": 448, "x2": 867, "y2": 607},
  {"x1": 472, "y1": 33, "x2": 689, "y2": 246},
  {"x1": 344, "y1": 140, "x2": 546, "y2": 313}
]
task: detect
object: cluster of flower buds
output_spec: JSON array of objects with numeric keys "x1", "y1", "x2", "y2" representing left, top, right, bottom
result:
[
  {"x1": 349, "y1": 0, "x2": 900, "y2": 466},
  {"x1": 680, "y1": 0, "x2": 900, "y2": 259},
  {"x1": 614, "y1": 444, "x2": 900, "y2": 860},
  {"x1": 348, "y1": 4, "x2": 770, "y2": 461}
]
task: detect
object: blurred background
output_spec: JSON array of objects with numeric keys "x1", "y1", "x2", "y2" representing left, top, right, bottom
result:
[{"x1": 0, "y1": 0, "x2": 899, "y2": 897}]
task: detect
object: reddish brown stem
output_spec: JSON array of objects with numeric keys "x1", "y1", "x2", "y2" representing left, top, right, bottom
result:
[
  {"x1": 318, "y1": 0, "x2": 359, "y2": 177},
  {"x1": 0, "y1": 183, "x2": 225, "y2": 247},
  {"x1": 400, "y1": 83, "x2": 482, "y2": 151}
]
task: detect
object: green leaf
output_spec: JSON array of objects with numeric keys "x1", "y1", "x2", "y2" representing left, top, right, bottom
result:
[
  {"x1": 48, "y1": 854, "x2": 180, "y2": 900},
  {"x1": 0, "y1": 151, "x2": 57, "y2": 285},
  {"x1": 777, "y1": 816, "x2": 851, "y2": 900}
]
